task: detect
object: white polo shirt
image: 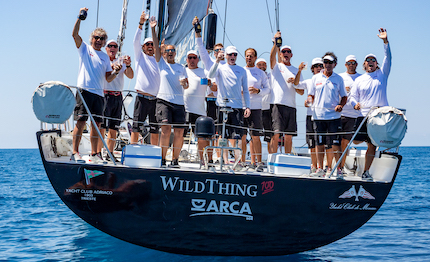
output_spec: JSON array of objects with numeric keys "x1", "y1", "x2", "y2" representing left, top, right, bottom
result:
[
  {"x1": 270, "y1": 63, "x2": 305, "y2": 108},
  {"x1": 244, "y1": 66, "x2": 270, "y2": 110},
  {"x1": 184, "y1": 67, "x2": 208, "y2": 116},
  {"x1": 157, "y1": 58, "x2": 187, "y2": 106}
]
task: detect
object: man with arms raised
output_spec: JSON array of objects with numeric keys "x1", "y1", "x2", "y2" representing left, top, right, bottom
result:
[
  {"x1": 269, "y1": 31, "x2": 305, "y2": 154},
  {"x1": 208, "y1": 46, "x2": 251, "y2": 164},
  {"x1": 243, "y1": 49, "x2": 270, "y2": 171},
  {"x1": 150, "y1": 17, "x2": 188, "y2": 168},
  {"x1": 130, "y1": 11, "x2": 161, "y2": 146},
  {"x1": 350, "y1": 28, "x2": 391, "y2": 180},
  {"x1": 71, "y1": 7, "x2": 119, "y2": 163}
]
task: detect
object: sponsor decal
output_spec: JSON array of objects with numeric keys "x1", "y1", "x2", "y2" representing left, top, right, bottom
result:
[
  {"x1": 84, "y1": 168, "x2": 104, "y2": 185},
  {"x1": 329, "y1": 185, "x2": 376, "y2": 211},
  {"x1": 160, "y1": 176, "x2": 258, "y2": 220},
  {"x1": 190, "y1": 199, "x2": 253, "y2": 220},
  {"x1": 261, "y1": 181, "x2": 274, "y2": 195},
  {"x1": 65, "y1": 188, "x2": 113, "y2": 202},
  {"x1": 380, "y1": 140, "x2": 394, "y2": 144},
  {"x1": 339, "y1": 185, "x2": 375, "y2": 202}
]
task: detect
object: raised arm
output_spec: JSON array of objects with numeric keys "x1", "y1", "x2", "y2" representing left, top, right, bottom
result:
[
  {"x1": 149, "y1": 17, "x2": 160, "y2": 62},
  {"x1": 378, "y1": 28, "x2": 391, "y2": 76},
  {"x1": 193, "y1": 17, "x2": 214, "y2": 70},
  {"x1": 72, "y1": 7, "x2": 87, "y2": 49},
  {"x1": 133, "y1": 11, "x2": 148, "y2": 59},
  {"x1": 270, "y1": 31, "x2": 281, "y2": 70},
  {"x1": 207, "y1": 51, "x2": 224, "y2": 79}
]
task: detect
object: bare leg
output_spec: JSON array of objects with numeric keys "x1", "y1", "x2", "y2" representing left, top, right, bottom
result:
[
  {"x1": 131, "y1": 131, "x2": 140, "y2": 144},
  {"x1": 150, "y1": 133, "x2": 159, "y2": 146},
  {"x1": 326, "y1": 148, "x2": 335, "y2": 169},
  {"x1": 241, "y1": 135, "x2": 247, "y2": 162},
  {"x1": 90, "y1": 122, "x2": 102, "y2": 155},
  {"x1": 364, "y1": 142, "x2": 376, "y2": 171},
  {"x1": 107, "y1": 129, "x2": 117, "y2": 153},
  {"x1": 310, "y1": 148, "x2": 317, "y2": 169},
  {"x1": 284, "y1": 134, "x2": 292, "y2": 154},
  {"x1": 160, "y1": 125, "x2": 171, "y2": 160},
  {"x1": 252, "y1": 136, "x2": 262, "y2": 163},
  {"x1": 172, "y1": 128, "x2": 184, "y2": 160},
  {"x1": 270, "y1": 133, "x2": 280, "y2": 154},
  {"x1": 316, "y1": 145, "x2": 325, "y2": 169},
  {"x1": 97, "y1": 128, "x2": 106, "y2": 153},
  {"x1": 340, "y1": 139, "x2": 350, "y2": 168},
  {"x1": 72, "y1": 120, "x2": 86, "y2": 154}
]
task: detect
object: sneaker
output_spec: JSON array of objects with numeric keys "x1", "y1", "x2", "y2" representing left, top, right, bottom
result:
[
  {"x1": 256, "y1": 163, "x2": 264, "y2": 172},
  {"x1": 169, "y1": 159, "x2": 180, "y2": 168},
  {"x1": 311, "y1": 168, "x2": 325, "y2": 177},
  {"x1": 249, "y1": 163, "x2": 257, "y2": 170},
  {"x1": 336, "y1": 168, "x2": 344, "y2": 180},
  {"x1": 105, "y1": 154, "x2": 119, "y2": 163},
  {"x1": 362, "y1": 170, "x2": 373, "y2": 181},
  {"x1": 326, "y1": 167, "x2": 332, "y2": 176},
  {"x1": 310, "y1": 167, "x2": 317, "y2": 174},
  {"x1": 161, "y1": 159, "x2": 167, "y2": 167},
  {"x1": 70, "y1": 153, "x2": 84, "y2": 162},
  {"x1": 234, "y1": 162, "x2": 247, "y2": 171},
  {"x1": 88, "y1": 153, "x2": 104, "y2": 164}
]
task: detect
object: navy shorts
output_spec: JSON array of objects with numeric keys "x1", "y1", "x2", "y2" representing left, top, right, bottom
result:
[
  {"x1": 314, "y1": 118, "x2": 342, "y2": 147},
  {"x1": 74, "y1": 89, "x2": 104, "y2": 123},
  {"x1": 271, "y1": 104, "x2": 297, "y2": 136},
  {"x1": 101, "y1": 93, "x2": 122, "y2": 131},
  {"x1": 217, "y1": 107, "x2": 244, "y2": 139},
  {"x1": 341, "y1": 116, "x2": 356, "y2": 141},
  {"x1": 353, "y1": 116, "x2": 370, "y2": 143},
  {"x1": 306, "y1": 115, "x2": 316, "y2": 149},
  {"x1": 243, "y1": 109, "x2": 263, "y2": 136},
  {"x1": 262, "y1": 109, "x2": 273, "y2": 142},
  {"x1": 156, "y1": 99, "x2": 186, "y2": 128},
  {"x1": 206, "y1": 97, "x2": 218, "y2": 121},
  {"x1": 184, "y1": 112, "x2": 204, "y2": 137},
  {"x1": 132, "y1": 94, "x2": 159, "y2": 134}
]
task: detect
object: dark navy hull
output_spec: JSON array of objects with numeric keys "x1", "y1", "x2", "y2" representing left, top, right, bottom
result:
[{"x1": 37, "y1": 131, "x2": 401, "y2": 256}]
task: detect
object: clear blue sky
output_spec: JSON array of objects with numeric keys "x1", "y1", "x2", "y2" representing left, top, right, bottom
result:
[{"x1": 1, "y1": 0, "x2": 429, "y2": 148}]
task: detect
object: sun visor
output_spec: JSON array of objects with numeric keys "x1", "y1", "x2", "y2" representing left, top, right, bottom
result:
[
  {"x1": 367, "y1": 106, "x2": 407, "y2": 148},
  {"x1": 32, "y1": 81, "x2": 76, "y2": 124}
]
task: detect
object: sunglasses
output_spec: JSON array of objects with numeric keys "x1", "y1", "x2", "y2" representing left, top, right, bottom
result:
[
  {"x1": 93, "y1": 36, "x2": 106, "y2": 41},
  {"x1": 144, "y1": 42, "x2": 154, "y2": 46},
  {"x1": 187, "y1": 56, "x2": 198, "y2": 60},
  {"x1": 346, "y1": 61, "x2": 357, "y2": 65},
  {"x1": 281, "y1": 49, "x2": 292, "y2": 54},
  {"x1": 165, "y1": 49, "x2": 176, "y2": 53},
  {"x1": 214, "y1": 48, "x2": 224, "y2": 52},
  {"x1": 107, "y1": 44, "x2": 118, "y2": 48},
  {"x1": 227, "y1": 53, "x2": 237, "y2": 57},
  {"x1": 323, "y1": 60, "x2": 334, "y2": 64},
  {"x1": 366, "y1": 58, "x2": 377, "y2": 62},
  {"x1": 313, "y1": 64, "x2": 324, "y2": 68}
]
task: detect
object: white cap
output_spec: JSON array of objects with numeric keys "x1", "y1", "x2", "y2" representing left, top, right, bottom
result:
[
  {"x1": 364, "y1": 53, "x2": 377, "y2": 60},
  {"x1": 106, "y1": 39, "x2": 117, "y2": 46},
  {"x1": 345, "y1": 55, "x2": 356, "y2": 63},
  {"x1": 225, "y1": 46, "x2": 238, "y2": 55},
  {"x1": 311, "y1": 57, "x2": 323, "y2": 66},
  {"x1": 323, "y1": 55, "x2": 335, "y2": 61},
  {"x1": 187, "y1": 50, "x2": 198, "y2": 56},
  {"x1": 280, "y1": 45, "x2": 292, "y2": 51},
  {"x1": 256, "y1": 58, "x2": 267, "y2": 64},
  {"x1": 143, "y1": 37, "x2": 153, "y2": 45}
]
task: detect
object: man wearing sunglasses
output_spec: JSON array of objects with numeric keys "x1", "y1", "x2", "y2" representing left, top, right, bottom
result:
[
  {"x1": 150, "y1": 17, "x2": 188, "y2": 168},
  {"x1": 130, "y1": 11, "x2": 161, "y2": 147},
  {"x1": 350, "y1": 28, "x2": 391, "y2": 180},
  {"x1": 308, "y1": 53, "x2": 348, "y2": 178},
  {"x1": 192, "y1": 17, "x2": 224, "y2": 122},
  {"x1": 208, "y1": 46, "x2": 251, "y2": 165},
  {"x1": 71, "y1": 7, "x2": 119, "y2": 163},
  {"x1": 97, "y1": 40, "x2": 134, "y2": 162},
  {"x1": 339, "y1": 55, "x2": 361, "y2": 172},
  {"x1": 269, "y1": 31, "x2": 305, "y2": 154}
]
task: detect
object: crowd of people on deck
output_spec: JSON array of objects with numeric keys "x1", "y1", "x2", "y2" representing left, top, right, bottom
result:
[{"x1": 69, "y1": 7, "x2": 392, "y2": 180}]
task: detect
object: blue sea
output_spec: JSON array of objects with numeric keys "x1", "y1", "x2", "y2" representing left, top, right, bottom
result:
[{"x1": 1, "y1": 147, "x2": 429, "y2": 262}]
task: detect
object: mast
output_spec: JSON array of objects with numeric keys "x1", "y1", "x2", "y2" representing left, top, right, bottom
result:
[
  {"x1": 144, "y1": 0, "x2": 152, "y2": 38},
  {"x1": 117, "y1": 0, "x2": 129, "y2": 56}
]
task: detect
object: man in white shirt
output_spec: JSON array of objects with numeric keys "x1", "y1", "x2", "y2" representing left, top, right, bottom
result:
[
  {"x1": 308, "y1": 53, "x2": 347, "y2": 177},
  {"x1": 339, "y1": 55, "x2": 361, "y2": 171},
  {"x1": 183, "y1": 50, "x2": 213, "y2": 165},
  {"x1": 350, "y1": 28, "x2": 391, "y2": 180},
  {"x1": 243, "y1": 49, "x2": 270, "y2": 171},
  {"x1": 71, "y1": 7, "x2": 119, "y2": 163},
  {"x1": 269, "y1": 31, "x2": 305, "y2": 154},
  {"x1": 208, "y1": 46, "x2": 251, "y2": 163},
  {"x1": 150, "y1": 17, "x2": 188, "y2": 168},
  {"x1": 98, "y1": 39, "x2": 134, "y2": 162},
  {"x1": 131, "y1": 11, "x2": 161, "y2": 146},
  {"x1": 256, "y1": 58, "x2": 273, "y2": 154}
]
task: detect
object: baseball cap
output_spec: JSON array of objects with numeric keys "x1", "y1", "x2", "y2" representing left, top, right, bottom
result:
[
  {"x1": 364, "y1": 53, "x2": 377, "y2": 60},
  {"x1": 280, "y1": 45, "x2": 292, "y2": 51},
  {"x1": 106, "y1": 39, "x2": 117, "y2": 46},
  {"x1": 187, "y1": 50, "x2": 198, "y2": 56},
  {"x1": 323, "y1": 55, "x2": 335, "y2": 61},
  {"x1": 345, "y1": 55, "x2": 357, "y2": 63},
  {"x1": 143, "y1": 37, "x2": 153, "y2": 45},
  {"x1": 312, "y1": 57, "x2": 323, "y2": 66},
  {"x1": 225, "y1": 46, "x2": 238, "y2": 55},
  {"x1": 256, "y1": 58, "x2": 267, "y2": 64}
]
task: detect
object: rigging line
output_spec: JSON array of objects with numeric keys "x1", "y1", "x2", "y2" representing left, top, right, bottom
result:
[
  {"x1": 222, "y1": 0, "x2": 228, "y2": 46},
  {"x1": 96, "y1": 0, "x2": 100, "y2": 28},
  {"x1": 265, "y1": 0, "x2": 273, "y2": 35}
]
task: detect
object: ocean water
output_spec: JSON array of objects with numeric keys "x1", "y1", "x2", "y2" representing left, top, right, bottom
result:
[{"x1": 0, "y1": 147, "x2": 429, "y2": 262}]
